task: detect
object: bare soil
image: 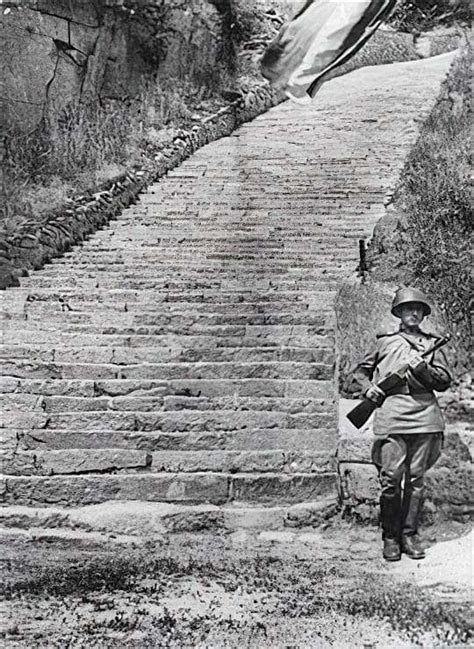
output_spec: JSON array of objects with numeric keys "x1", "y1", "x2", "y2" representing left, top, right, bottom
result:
[{"x1": 1, "y1": 518, "x2": 471, "y2": 648}]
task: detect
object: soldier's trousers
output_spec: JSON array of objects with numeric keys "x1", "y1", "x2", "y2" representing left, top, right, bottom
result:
[{"x1": 373, "y1": 433, "x2": 443, "y2": 538}]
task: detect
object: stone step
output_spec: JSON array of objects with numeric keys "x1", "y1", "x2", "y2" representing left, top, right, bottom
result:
[
  {"x1": 3, "y1": 306, "x2": 332, "y2": 328},
  {"x1": 3, "y1": 306, "x2": 333, "y2": 327},
  {"x1": 1, "y1": 344, "x2": 333, "y2": 365},
  {"x1": 1, "y1": 360, "x2": 333, "y2": 381},
  {"x1": 73, "y1": 232, "x2": 358, "y2": 241},
  {"x1": 0, "y1": 497, "x2": 339, "y2": 533},
  {"x1": 4, "y1": 408, "x2": 335, "y2": 432},
  {"x1": 6, "y1": 393, "x2": 332, "y2": 414},
  {"x1": 37, "y1": 250, "x2": 348, "y2": 263},
  {"x1": 71, "y1": 248, "x2": 356, "y2": 260},
  {"x1": 19, "y1": 266, "x2": 345, "y2": 281},
  {"x1": 4, "y1": 378, "x2": 333, "y2": 399},
  {"x1": 48, "y1": 251, "x2": 350, "y2": 263},
  {"x1": 2, "y1": 330, "x2": 334, "y2": 349},
  {"x1": 18, "y1": 276, "x2": 341, "y2": 291},
  {"x1": 13, "y1": 276, "x2": 343, "y2": 290},
  {"x1": 4, "y1": 297, "x2": 332, "y2": 315},
  {"x1": 3, "y1": 326, "x2": 333, "y2": 346},
  {"x1": 1, "y1": 448, "x2": 334, "y2": 476},
  {"x1": 5, "y1": 287, "x2": 336, "y2": 305},
  {"x1": 75, "y1": 228, "x2": 358, "y2": 236},
  {"x1": 1, "y1": 471, "x2": 337, "y2": 506},
  {"x1": 13, "y1": 427, "x2": 335, "y2": 452}
]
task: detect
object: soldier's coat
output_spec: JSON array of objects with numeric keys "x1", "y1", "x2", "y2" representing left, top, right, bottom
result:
[{"x1": 350, "y1": 329, "x2": 452, "y2": 437}]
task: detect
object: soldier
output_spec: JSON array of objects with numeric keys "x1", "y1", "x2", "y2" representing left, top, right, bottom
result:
[{"x1": 347, "y1": 287, "x2": 452, "y2": 561}]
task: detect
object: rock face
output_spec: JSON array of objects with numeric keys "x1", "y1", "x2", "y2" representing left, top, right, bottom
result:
[
  {"x1": 1, "y1": 0, "x2": 234, "y2": 132},
  {"x1": 0, "y1": 55, "x2": 458, "y2": 528}
]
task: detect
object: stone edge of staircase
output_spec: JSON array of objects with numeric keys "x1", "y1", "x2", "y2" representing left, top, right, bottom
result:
[
  {"x1": 0, "y1": 83, "x2": 281, "y2": 290},
  {"x1": 0, "y1": 495, "x2": 340, "y2": 537}
]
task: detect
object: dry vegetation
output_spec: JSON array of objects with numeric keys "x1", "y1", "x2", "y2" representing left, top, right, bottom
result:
[{"x1": 2, "y1": 527, "x2": 471, "y2": 647}]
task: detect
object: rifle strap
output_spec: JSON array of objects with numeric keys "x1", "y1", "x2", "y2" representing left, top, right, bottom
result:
[
  {"x1": 397, "y1": 332, "x2": 448, "y2": 358},
  {"x1": 396, "y1": 332, "x2": 424, "y2": 353}
]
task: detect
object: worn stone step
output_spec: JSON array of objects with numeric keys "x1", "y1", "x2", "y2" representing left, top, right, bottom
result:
[
  {"x1": 5, "y1": 298, "x2": 333, "y2": 316},
  {"x1": 1, "y1": 472, "x2": 229, "y2": 506},
  {"x1": 2, "y1": 330, "x2": 334, "y2": 349},
  {"x1": 2, "y1": 360, "x2": 333, "y2": 381},
  {"x1": 0, "y1": 497, "x2": 339, "y2": 533},
  {"x1": 18, "y1": 275, "x2": 341, "y2": 291},
  {"x1": 2, "y1": 345, "x2": 333, "y2": 365},
  {"x1": 151, "y1": 450, "x2": 334, "y2": 474},
  {"x1": 4, "y1": 306, "x2": 332, "y2": 328},
  {"x1": 14, "y1": 427, "x2": 335, "y2": 452},
  {"x1": 76, "y1": 235, "x2": 357, "y2": 245},
  {"x1": 71, "y1": 230, "x2": 357, "y2": 241},
  {"x1": 2, "y1": 448, "x2": 333, "y2": 476},
  {"x1": 17, "y1": 394, "x2": 332, "y2": 414},
  {"x1": 48, "y1": 252, "x2": 348, "y2": 264},
  {"x1": 3, "y1": 316, "x2": 334, "y2": 340},
  {"x1": 3, "y1": 377, "x2": 334, "y2": 399},
  {"x1": 5, "y1": 408, "x2": 336, "y2": 432},
  {"x1": 30, "y1": 256, "x2": 347, "y2": 270},
  {"x1": 1, "y1": 471, "x2": 336, "y2": 506},
  {"x1": 19, "y1": 267, "x2": 345, "y2": 283},
  {"x1": 2, "y1": 391, "x2": 333, "y2": 414},
  {"x1": 6, "y1": 287, "x2": 336, "y2": 306},
  {"x1": 2, "y1": 449, "x2": 150, "y2": 476},
  {"x1": 72, "y1": 249, "x2": 355, "y2": 262}
]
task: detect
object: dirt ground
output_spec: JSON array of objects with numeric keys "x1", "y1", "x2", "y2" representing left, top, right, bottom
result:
[{"x1": 1, "y1": 517, "x2": 472, "y2": 648}]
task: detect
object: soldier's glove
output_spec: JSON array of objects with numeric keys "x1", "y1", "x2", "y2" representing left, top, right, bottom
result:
[{"x1": 365, "y1": 385, "x2": 386, "y2": 407}]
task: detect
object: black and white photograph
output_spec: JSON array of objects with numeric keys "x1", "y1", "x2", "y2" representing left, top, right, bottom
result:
[{"x1": 1, "y1": 0, "x2": 472, "y2": 646}]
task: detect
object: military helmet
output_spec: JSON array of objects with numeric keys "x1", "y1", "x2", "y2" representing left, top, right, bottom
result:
[{"x1": 391, "y1": 287, "x2": 432, "y2": 317}]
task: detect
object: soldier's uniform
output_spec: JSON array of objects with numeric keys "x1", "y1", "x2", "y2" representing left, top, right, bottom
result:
[{"x1": 347, "y1": 288, "x2": 452, "y2": 560}]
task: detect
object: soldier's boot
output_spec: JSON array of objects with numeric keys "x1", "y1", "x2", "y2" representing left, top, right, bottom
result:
[
  {"x1": 401, "y1": 534, "x2": 425, "y2": 560},
  {"x1": 383, "y1": 538, "x2": 401, "y2": 562},
  {"x1": 401, "y1": 490, "x2": 425, "y2": 560},
  {"x1": 380, "y1": 493, "x2": 402, "y2": 562}
]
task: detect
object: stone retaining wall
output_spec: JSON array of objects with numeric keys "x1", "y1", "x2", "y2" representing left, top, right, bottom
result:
[{"x1": 2, "y1": 0, "x2": 235, "y2": 130}]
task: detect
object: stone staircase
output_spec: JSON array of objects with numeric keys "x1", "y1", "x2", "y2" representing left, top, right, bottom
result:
[{"x1": 1, "y1": 54, "x2": 455, "y2": 533}]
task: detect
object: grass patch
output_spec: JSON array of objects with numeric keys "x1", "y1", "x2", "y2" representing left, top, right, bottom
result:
[
  {"x1": 2, "y1": 539, "x2": 471, "y2": 647},
  {"x1": 1, "y1": 75, "x2": 221, "y2": 235}
]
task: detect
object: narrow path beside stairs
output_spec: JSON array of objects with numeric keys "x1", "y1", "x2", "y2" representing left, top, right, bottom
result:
[{"x1": 1, "y1": 53, "x2": 456, "y2": 531}]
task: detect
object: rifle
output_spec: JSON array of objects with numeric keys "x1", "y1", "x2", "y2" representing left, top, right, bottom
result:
[{"x1": 346, "y1": 334, "x2": 450, "y2": 429}]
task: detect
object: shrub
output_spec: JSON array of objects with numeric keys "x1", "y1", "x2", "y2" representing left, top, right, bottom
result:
[
  {"x1": 367, "y1": 46, "x2": 472, "y2": 376},
  {"x1": 389, "y1": 0, "x2": 471, "y2": 31}
]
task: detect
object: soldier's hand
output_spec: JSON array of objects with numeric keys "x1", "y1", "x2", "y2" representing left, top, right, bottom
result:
[
  {"x1": 408, "y1": 354, "x2": 426, "y2": 371},
  {"x1": 365, "y1": 385, "x2": 386, "y2": 406}
]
